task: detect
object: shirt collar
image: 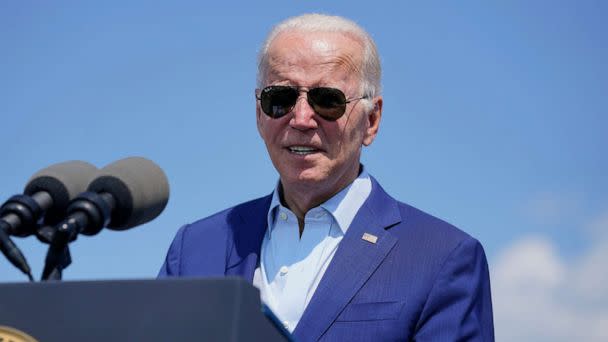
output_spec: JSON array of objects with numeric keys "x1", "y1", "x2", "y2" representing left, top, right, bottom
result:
[{"x1": 266, "y1": 166, "x2": 372, "y2": 235}]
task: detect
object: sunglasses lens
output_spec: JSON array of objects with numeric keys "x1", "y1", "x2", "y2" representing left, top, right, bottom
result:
[
  {"x1": 260, "y1": 86, "x2": 298, "y2": 118},
  {"x1": 259, "y1": 86, "x2": 349, "y2": 121},
  {"x1": 308, "y1": 87, "x2": 347, "y2": 121}
]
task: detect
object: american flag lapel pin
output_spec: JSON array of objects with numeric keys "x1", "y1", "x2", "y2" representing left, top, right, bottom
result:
[{"x1": 362, "y1": 232, "x2": 378, "y2": 244}]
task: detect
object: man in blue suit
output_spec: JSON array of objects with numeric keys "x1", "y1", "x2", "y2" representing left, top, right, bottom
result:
[{"x1": 159, "y1": 13, "x2": 494, "y2": 341}]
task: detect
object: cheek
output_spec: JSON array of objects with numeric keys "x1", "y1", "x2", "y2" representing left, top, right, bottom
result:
[
  {"x1": 328, "y1": 120, "x2": 366, "y2": 161},
  {"x1": 342, "y1": 115, "x2": 368, "y2": 145},
  {"x1": 258, "y1": 119, "x2": 282, "y2": 147}
]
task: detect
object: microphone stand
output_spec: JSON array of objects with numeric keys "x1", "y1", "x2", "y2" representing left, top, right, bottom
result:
[
  {"x1": 40, "y1": 214, "x2": 85, "y2": 281},
  {"x1": 40, "y1": 228, "x2": 72, "y2": 281},
  {"x1": 41, "y1": 244, "x2": 72, "y2": 281},
  {"x1": 40, "y1": 213, "x2": 86, "y2": 281}
]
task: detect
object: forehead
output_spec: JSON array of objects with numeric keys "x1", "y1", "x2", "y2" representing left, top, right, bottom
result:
[{"x1": 265, "y1": 30, "x2": 364, "y2": 85}]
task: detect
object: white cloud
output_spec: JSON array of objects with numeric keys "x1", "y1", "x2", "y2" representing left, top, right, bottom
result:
[
  {"x1": 491, "y1": 211, "x2": 608, "y2": 342},
  {"x1": 571, "y1": 237, "x2": 608, "y2": 305}
]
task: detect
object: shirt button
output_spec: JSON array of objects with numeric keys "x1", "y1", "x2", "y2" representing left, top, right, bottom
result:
[
  {"x1": 282, "y1": 320, "x2": 289, "y2": 329},
  {"x1": 279, "y1": 212, "x2": 288, "y2": 220},
  {"x1": 279, "y1": 266, "x2": 289, "y2": 275}
]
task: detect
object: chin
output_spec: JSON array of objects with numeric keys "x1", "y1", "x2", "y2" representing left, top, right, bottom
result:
[{"x1": 283, "y1": 166, "x2": 330, "y2": 185}]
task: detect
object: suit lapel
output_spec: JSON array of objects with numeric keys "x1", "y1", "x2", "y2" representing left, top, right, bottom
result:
[
  {"x1": 293, "y1": 179, "x2": 401, "y2": 341},
  {"x1": 225, "y1": 195, "x2": 272, "y2": 282}
]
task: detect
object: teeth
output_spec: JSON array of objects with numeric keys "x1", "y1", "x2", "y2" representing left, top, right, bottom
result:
[{"x1": 288, "y1": 146, "x2": 317, "y2": 155}]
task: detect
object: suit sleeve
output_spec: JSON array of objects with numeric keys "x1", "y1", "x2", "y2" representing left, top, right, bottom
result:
[
  {"x1": 414, "y1": 237, "x2": 495, "y2": 341},
  {"x1": 157, "y1": 225, "x2": 188, "y2": 277}
]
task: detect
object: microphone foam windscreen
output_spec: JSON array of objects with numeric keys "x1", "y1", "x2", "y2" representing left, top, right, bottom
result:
[
  {"x1": 24, "y1": 161, "x2": 98, "y2": 221},
  {"x1": 87, "y1": 157, "x2": 169, "y2": 229}
]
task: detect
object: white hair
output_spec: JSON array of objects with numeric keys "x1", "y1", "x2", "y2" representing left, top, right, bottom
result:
[{"x1": 257, "y1": 13, "x2": 382, "y2": 104}]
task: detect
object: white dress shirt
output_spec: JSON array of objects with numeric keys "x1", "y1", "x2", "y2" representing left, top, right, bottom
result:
[{"x1": 252, "y1": 169, "x2": 372, "y2": 332}]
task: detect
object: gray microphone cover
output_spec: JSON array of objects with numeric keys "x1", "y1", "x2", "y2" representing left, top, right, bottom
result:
[
  {"x1": 87, "y1": 157, "x2": 169, "y2": 229},
  {"x1": 24, "y1": 161, "x2": 99, "y2": 221}
]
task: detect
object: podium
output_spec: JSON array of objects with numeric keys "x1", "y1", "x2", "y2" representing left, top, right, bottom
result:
[{"x1": 0, "y1": 277, "x2": 290, "y2": 342}]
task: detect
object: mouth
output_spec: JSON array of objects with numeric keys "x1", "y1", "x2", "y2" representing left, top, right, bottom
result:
[{"x1": 286, "y1": 145, "x2": 321, "y2": 155}]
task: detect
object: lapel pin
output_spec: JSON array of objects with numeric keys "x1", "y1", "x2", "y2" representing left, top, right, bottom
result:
[{"x1": 362, "y1": 233, "x2": 378, "y2": 244}]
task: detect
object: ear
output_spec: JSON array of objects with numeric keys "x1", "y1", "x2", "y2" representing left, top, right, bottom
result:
[
  {"x1": 255, "y1": 92, "x2": 264, "y2": 137},
  {"x1": 362, "y1": 96, "x2": 382, "y2": 146}
]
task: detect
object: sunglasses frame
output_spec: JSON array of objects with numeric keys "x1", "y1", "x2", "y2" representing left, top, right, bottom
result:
[{"x1": 256, "y1": 85, "x2": 368, "y2": 121}]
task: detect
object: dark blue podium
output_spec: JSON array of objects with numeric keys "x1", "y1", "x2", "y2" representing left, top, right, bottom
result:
[{"x1": 0, "y1": 277, "x2": 289, "y2": 341}]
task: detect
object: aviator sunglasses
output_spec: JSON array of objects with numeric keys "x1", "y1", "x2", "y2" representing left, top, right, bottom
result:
[{"x1": 256, "y1": 85, "x2": 368, "y2": 121}]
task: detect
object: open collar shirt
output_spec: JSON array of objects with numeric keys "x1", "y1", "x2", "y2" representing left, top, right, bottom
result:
[{"x1": 252, "y1": 168, "x2": 372, "y2": 333}]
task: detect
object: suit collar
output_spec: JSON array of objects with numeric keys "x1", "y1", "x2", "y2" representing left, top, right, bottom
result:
[
  {"x1": 293, "y1": 177, "x2": 402, "y2": 341},
  {"x1": 225, "y1": 194, "x2": 272, "y2": 281}
]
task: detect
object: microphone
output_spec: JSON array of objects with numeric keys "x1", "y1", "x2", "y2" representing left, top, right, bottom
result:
[
  {"x1": 0, "y1": 161, "x2": 98, "y2": 279},
  {"x1": 86, "y1": 156, "x2": 170, "y2": 231},
  {"x1": 42, "y1": 157, "x2": 169, "y2": 280}
]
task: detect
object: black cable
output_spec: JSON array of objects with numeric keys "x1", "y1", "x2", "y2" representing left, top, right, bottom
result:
[{"x1": 0, "y1": 220, "x2": 34, "y2": 281}]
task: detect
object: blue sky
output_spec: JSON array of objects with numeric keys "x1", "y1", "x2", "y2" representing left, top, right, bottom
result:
[{"x1": 1, "y1": 2, "x2": 606, "y2": 340}]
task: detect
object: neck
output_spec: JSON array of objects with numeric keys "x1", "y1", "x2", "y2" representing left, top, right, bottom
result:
[{"x1": 280, "y1": 166, "x2": 360, "y2": 235}]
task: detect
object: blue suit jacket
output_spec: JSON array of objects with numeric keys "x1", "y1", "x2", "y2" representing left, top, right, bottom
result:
[{"x1": 159, "y1": 178, "x2": 494, "y2": 341}]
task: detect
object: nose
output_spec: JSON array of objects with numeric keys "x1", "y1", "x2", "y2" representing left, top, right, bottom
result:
[{"x1": 289, "y1": 93, "x2": 318, "y2": 130}]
